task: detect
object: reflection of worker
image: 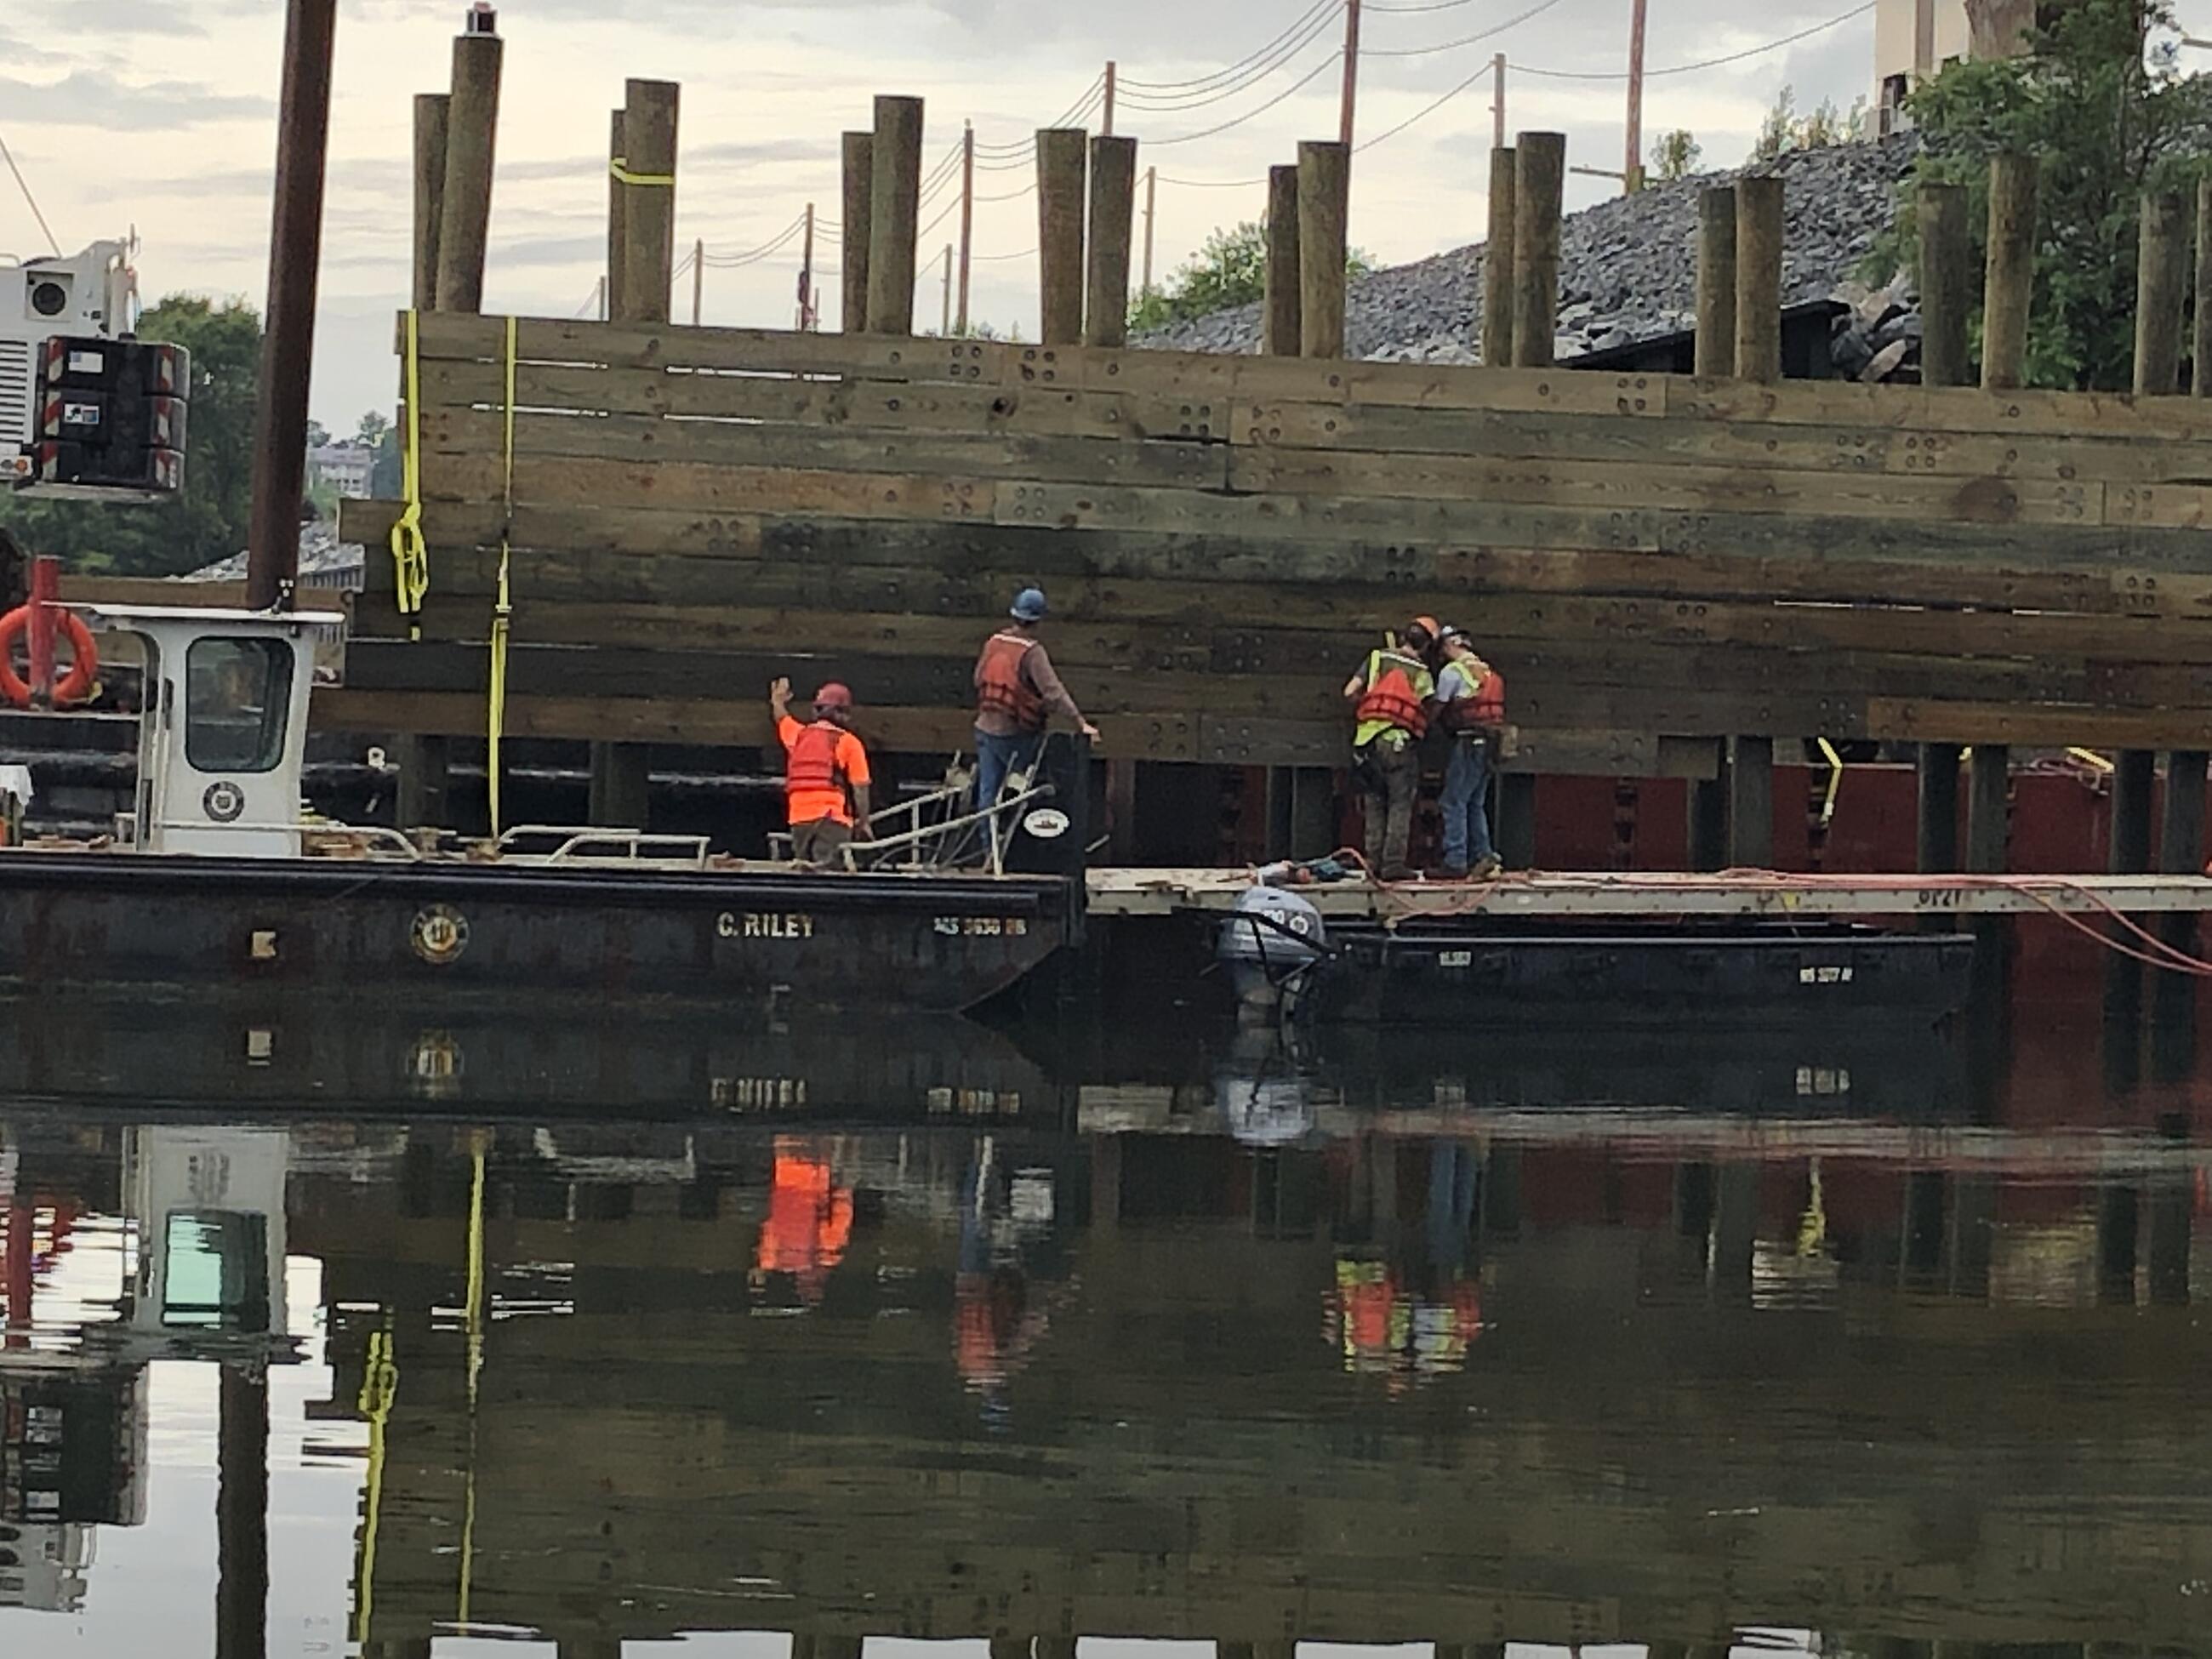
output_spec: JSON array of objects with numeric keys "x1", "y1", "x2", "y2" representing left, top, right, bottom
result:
[
  {"x1": 770, "y1": 676, "x2": 872, "y2": 867},
  {"x1": 1343, "y1": 618, "x2": 1438, "y2": 881},
  {"x1": 752, "y1": 1140, "x2": 853, "y2": 1307},
  {"x1": 972, "y1": 587, "x2": 1099, "y2": 816}
]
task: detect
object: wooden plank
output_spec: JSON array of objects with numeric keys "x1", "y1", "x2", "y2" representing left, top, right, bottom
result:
[
  {"x1": 418, "y1": 357, "x2": 1231, "y2": 442},
  {"x1": 410, "y1": 311, "x2": 1012, "y2": 385},
  {"x1": 420, "y1": 408, "x2": 1229, "y2": 491},
  {"x1": 314, "y1": 686, "x2": 1201, "y2": 760},
  {"x1": 1238, "y1": 399, "x2": 2212, "y2": 487},
  {"x1": 1229, "y1": 448, "x2": 2104, "y2": 527},
  {"x1": 1869, "y1": 698, "x2": 2212, "y2": 747},
  {"x1": 423, "y1": 453, "x2": 998, "y2": 523},
  {"x1": 61, "y1": 576, "x2": 253, "y2": 608},
  {"x1": 1675, "y1": 375, "x2": 2212, "y2": 441}
]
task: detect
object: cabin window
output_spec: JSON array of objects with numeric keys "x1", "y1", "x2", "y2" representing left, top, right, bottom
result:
[
  {"x1": 185, "y1": 636, "x2": 293, "y2": 774},
  {"x1": 160, "y1": 1210, "x2": 271, "y2": 1331}
]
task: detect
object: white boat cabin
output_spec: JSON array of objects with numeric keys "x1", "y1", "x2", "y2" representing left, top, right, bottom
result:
[{"x1": 85, "y1": 604, "x2": 339, "y2": 858}]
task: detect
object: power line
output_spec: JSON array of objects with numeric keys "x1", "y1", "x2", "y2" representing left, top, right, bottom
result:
[
  {"x1": 1514, "y1": 3, "x2": 1875, "y2": 81},
  {"x1": 0, "y1": 128, "x2": 60, "y2": 255},
  {"x1": 1149, "y1": 48, "x2": 1342, "y2": 146},
  {"x1": 1120, "y1": 3, "x2": 1343, "y2": 111},
  {"x1": 972, "y1": 247, "x2": 1039, "y2": 262},
  {"x1": 1120, "y1": 0, "x2": 1337, "y2": 91},
  {"x1": 1366, "y1": 0, "x2": 1486, "y2": 11},
  {"x1": 1362, "y1": 0, "x2": 1569, "y2": 58}
]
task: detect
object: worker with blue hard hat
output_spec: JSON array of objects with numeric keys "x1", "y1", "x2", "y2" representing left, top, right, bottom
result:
[{"x1": 972, "y1": 584, "x2": 1099, "y2": 823}]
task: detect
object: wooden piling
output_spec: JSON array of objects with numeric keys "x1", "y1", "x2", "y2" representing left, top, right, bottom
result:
[
  {"x1": 1497, "y1": 772, "x2": 1537, "y2": 870},
  {"x1": 1732, "y1": 173, "x2": 1783, "y2": 385},
  {"x1": 1479, "y1": 145, "x2": 1514, "y2": 368},
  {"x1": 2135, "y1": 189, "x2": 2188, "y2": 397},
  {"x1": 1916, "y1": 742, "x2": 1961, "y2": 871},
  {"x1": 616, "y1": 80, "x2": 679, "y2": 326},
  {"x1": 1035, "y1": 128, "x2": 1088, "y2": 347},
  {"x1": 1084, "y1": 134, "x2": 1137, "y2": 348},
  {"x1": 1725, "y1": 736, "x2": 1774, "y2": 868},
  {"x1": 1693, "y1": 185, "x2": 1735, "y2": 377},
  {"x1": 433, "y1": 26, "x2": 502, "y2": 312},
  {"x1": 411, "y1": 93, "x2": 449, "y2": 311},
  {"x1": 839, "y1": 131, "x2": 873, "y2": 334},
  {"x1": 2162, "y1": 751, "x2": 2206, "y2": 874},
  {"x1": 866, "y1": 94, "x2": 925, "y2": 335},
  {"x1": 1263, "y1": 163, "x2": 1303, "y2": 356},
  {"x1": 1508, "y1": 131, "x2": 1565, "y2": 368},
  {"x1": 1917, "y1": 180, "x2": 1972, "y2": 388},
  {"x1": 605, "y1": 111, "x2": 629, "y2": 319},
  {"x1": 2198, "y1": 178, "x2": 2212, "y2": 397},
  {"x1": 1981, "y1": 151, "x2": 2038, "y2": 391},
  {"x1": 1685, "y1": 775, "x2": 1726, "y2": 873},
  {"x1": 1297, "y1": 140, "x2": 1352, "y2": 359},
  {"x1": 2112, "y1": 749, "x2": 2156, "y2": 874},
  {"x1": 1967, "y1": 744, "x2": 2010, "y2": 873}
]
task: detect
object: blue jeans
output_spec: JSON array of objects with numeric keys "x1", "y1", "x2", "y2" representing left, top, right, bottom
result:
[
  {"x1": 974, "y1": 728, "x2": 1042, "y2": 818},
  {"x1": 1440, "y1": 738, "x2": 1495, "y2": 869}
]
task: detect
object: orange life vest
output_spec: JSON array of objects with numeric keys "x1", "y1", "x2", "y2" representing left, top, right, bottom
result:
[
  {"x1": 1354, "y1": 648, "x2": 1429, "y2": 740},
  {"x1": 784, "y1": 720, "x2": 852, "y2": 805},
  {"x1": 975, "y1": 630, "x2": 1046, "y2": 731},
  {"x1": 1441, "y1": 664, "x2": 1507, "y2": 735}
]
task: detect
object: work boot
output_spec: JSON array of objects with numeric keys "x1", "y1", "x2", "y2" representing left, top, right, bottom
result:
[
  {"x1": 1438, "y1": 864, "x2": 1470, "y2": 882},
  {"x1": 1470, "y1": 854, "x2": 1503, "y2": 880}
]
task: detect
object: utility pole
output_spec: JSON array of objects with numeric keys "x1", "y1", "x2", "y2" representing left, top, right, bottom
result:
[
  {"x1": 942, "y1": 242, "x2": 953, "y2": 336},
  {"x1": 956, "y1": 123, "x2": 974, "y2": 334},
  {"x1": 1624, "y1": 0, "x2": 1647, "y2": 193},
  {"x1": 799, "y1": 202, "x2": 815, "y2": 329},
  {"x1": 1142, "y1": 164, "x2": 1157, "y2": 292},
  {"x1": 1491, "y1": 53, "x2": 1507, "y2": 151},
  {"x1": 245, "y1": 0, "x2": 337, "y2": 614},
  {"x1": 1338, "y1": 0, "x2": 1361, "y2": 147},
  {"x1": 1103, "y1": 60, "x2": 1117, "y2": 137},
  {"x1": 691, "y1": 235, "x2": 703, "y2": 324}
]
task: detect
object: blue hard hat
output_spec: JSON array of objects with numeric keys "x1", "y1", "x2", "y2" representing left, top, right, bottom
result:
[{"x1": 1010, "y1": 587, "x2": 1048, "y2": 623}]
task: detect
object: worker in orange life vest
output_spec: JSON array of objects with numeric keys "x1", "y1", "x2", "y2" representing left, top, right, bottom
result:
[
  {"x1": 1434, "y1": 626, "x2": 1505, "y2": 881},
  {"x1": 1343, "y1": 616, "x2": 1438, "y2": 881},
  {"x1": 769, "y1": 676, "x2": 873, "y2": 867},
  {"x1": 972, "y1": 586, "x2": 1100, "y2": 817}
]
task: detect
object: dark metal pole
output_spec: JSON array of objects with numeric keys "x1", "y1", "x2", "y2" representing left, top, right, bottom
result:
[{"x1": 244, "y1": 0, "x2": 337, "y2": 613}]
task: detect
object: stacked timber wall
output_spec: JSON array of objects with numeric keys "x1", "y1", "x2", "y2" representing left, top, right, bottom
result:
[{"x1": 336, "y1": 313, "x2": 2212, "y2": 770}]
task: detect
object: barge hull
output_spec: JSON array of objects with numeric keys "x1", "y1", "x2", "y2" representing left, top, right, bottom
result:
[{"x1": 0, "y1": 853, "x2": 1073, "y2": 1012}]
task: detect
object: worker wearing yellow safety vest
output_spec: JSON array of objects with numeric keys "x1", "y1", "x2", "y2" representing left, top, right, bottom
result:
[{"x1": 1343, "y1": 616, "x2": 1439, "y2": 881}]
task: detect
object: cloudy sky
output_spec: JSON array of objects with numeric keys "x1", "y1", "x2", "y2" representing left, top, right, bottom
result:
[{"x1": 4, "y1": 0, "x2": 2192, "y2": 430}]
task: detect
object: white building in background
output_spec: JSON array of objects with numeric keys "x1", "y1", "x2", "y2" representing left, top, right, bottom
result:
[
  {"x1": 1873, "y1": 0, "x2": 2041, "y2": 133},
  {"x1": 306, "y1": 439, "x2": 374, "y2": 499}
]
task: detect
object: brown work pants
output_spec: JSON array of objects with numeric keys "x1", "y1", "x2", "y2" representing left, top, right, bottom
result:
[
  {"x1": 1357, "y1": 738, "x2": 1418, "y2": 879},
  {"x1": 791, "y1": 818, "x2": 852, "y2": 868}
]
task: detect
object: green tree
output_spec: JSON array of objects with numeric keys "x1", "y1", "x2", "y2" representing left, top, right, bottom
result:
[
  {"x1": 1867, "y1": 0, "x2": 2212, "y2": 390},
  {"x1": 0, "y1": 294, "x2": 263, "y2": 576},
  {"x1": 1650, "y1": 129, "x2": 1702, "y2": 182},
  {"x1": 357, "y1": 409, "x2": 402, "y2": 499},
  {"x1": 1754, "y1": 86, "x2": 1799, "y2": 160},
  {"x1": 1128, "y1": 219, "x2": 1373, "y2": 332}
]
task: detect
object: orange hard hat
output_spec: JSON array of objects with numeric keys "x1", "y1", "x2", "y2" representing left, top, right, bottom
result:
[
  {"x1": 1409, "y1": 614, "x2": 1441, "y2": 641},
  {"x1": 812, "y1": 681, "x2": 854, "y2": 711}
]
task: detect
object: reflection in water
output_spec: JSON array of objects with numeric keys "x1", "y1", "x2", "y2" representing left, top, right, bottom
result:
[{"x1": 0, "y1": 1001, "x2": 2208, "y2": 1657}]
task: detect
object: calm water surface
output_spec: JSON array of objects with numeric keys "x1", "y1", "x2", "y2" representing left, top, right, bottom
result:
[{"x1": 1, "y1": 986, "x2": 2208, "y2": 1657}]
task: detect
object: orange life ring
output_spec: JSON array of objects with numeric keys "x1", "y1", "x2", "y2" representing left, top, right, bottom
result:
[{"x1": 0, "y1": 604, "x2": 99, "y2": 708}]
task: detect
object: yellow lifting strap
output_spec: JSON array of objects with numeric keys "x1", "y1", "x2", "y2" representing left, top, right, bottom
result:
[
  {"x1": 388, "y1": 310, "x2": 431, "y2": 639},
  {"x1": 1816, "y1": 736, "x2": 1845, "y2": 831},
  {"x1": 608, "y1": 156, "x2": 675, "y2": 187},
  {"x1": 487, "y1": 316, "x2": 516, "y2": 835}
]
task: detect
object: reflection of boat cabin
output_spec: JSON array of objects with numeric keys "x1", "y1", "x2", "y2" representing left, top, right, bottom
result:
[
  {"x1": 123, "y1": 1127, "x2": 290, "y2": 1339},
  {"x1": 86, "y1": 606, "x2": 338, "y2": 859}
]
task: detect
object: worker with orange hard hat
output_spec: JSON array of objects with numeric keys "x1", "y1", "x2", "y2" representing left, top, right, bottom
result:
[
  {"x1": 769, "y1": 676, "x2": 873, "y2": 867},
  {"x1": 1343, "y1": 615, "x2": 1440, "y2": 881}
]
